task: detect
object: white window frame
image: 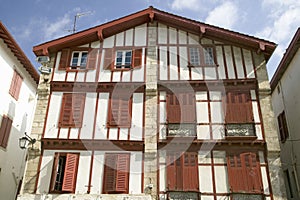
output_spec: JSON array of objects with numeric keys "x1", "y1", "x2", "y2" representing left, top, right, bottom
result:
[
  {"x1": 70, "y1": 51, "x2": 88, "y2": 68},
  {"x1": 115, "y1": 50, "x2": 132, "y2": 69}
]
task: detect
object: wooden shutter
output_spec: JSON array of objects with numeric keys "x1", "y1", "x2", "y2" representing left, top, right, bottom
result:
[
  {"x1": 227, "y1": 152, "x2": 262, "y2": 193},
  {"x1": 62, "y1": 153, "x2": 79, "y2": 192},
  {"x1": 50, "y1": 153, "x2": 60, "y2": 192},
  {"x1": 167, "y1": 94, "x2": 181, "y2": 123},
  {"x1": 183, "y1": 153, "x2": 198, "y2": 191},
  {"x1": 103, "y1": 154, "x2": 117, "y2": 193},
  {"x1": 108, "y1": 96, "x2": 131, "y2": 128},
  {"x1": 103, "y1": 48, "x2": 114, "y2": 70},
  {"x1": 133, "y1": 49, "x2": 143, "y2": 68},
  {"x1": 58, "y1": 49, "x2": 70, "y2": 70},
  {"x1": 59, "y1": 93, "x2": 85, "y2": 128},
  {"x1": 167, "y1": 153, "x2": 177, "y2": 190},
  {"x1": 0, "y1": 115, "x2": 13, "y2": 148},
  {"x1": 167, "y1": 93, "x2": 195, "y2": 123},
  {"x1": 224, "y1": 91, "x2": 253, "y2": 123},
  {"x1": 9, "y1": 70, "x2": 23, "y2": 100},
  {"x1": 116, "y1": 154, "x2": 130, "y2": 192},
  {"x1": 86, "y1": 48, "x2": 98, "y2": 69},
  {"x1": 103, "y1": 154, "x2": 130, "y2": 194}
]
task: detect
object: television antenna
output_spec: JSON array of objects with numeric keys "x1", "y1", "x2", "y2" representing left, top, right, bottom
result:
[{"x1": 71, "y1": 11, "x2": 92, "y2": 33}]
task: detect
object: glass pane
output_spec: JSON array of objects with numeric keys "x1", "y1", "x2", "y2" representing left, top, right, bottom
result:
[
  {"x1": 80, "y1": 52, "x2": 88, "y2": 67},
  {"x1": 71, "y1": 52, "x2": 79, "y2": 66},
  {"x1": 124, "y1": 51, "x2": 132, "y2": 68},
  {"x1": 204, "y1": 47, "x2": 214, "y2": 65},
  {"x1": 116, "y1": 51, "x2": 123, "y2": 67},
  {"x1": 189, "y1": 48, "x2": 200, "y2": 66}
]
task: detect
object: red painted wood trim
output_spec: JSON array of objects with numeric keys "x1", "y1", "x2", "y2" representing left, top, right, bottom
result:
[
  {"x1": 34, "y1": 149, "x2": 44, "y2": 193},
  {"x1": 221, "y1": 45, "x2": 229, "y2": 79},
  {"x1": 92, "y1": 93, "x2": 99, "y2": 139},
  {"x1": 42, "y1": 92, "x2": 53, "y2": 138},
  {"x1": 87, "y1": 151, "x2": 94, "y2": 193},
  {"x1": 251, "y1": 50, "x2": 258, "y2": 78},
  {"x1": 95, "y1": 43, "x2": 103, "y2": 82},
  {"x1": 230, "y1": 45, "x2": 238, "y2": 79},
  {"x1": 240, "y1": 47, "x2": 247, "y2": 79}
]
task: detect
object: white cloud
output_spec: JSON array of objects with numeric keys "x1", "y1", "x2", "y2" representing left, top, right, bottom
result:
[
  {"x1": 43, "y1": 14, "x2": 72, "y2": 40},
  {"x1": 171, "y1": 0, "x2": 201, "y2": 11},
  {"x1": 205, "y1": 1, "x2": 239, "y2": 29}
]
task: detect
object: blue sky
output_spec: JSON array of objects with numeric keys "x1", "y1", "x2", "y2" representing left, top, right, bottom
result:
[{"x1": 1, "y1": 0, "x2": 300, "y2": 79}]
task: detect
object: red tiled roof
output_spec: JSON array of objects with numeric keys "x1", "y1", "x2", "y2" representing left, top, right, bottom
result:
[
  {"x1": 270, "y1": 28, "x2": 300, "y2": 91},
  {"x1": 33, "y1": 6, "x2": 276, "y2": 61},
  {"x1": 0, "y1": 21, "x2": 39, "y2": 84}
]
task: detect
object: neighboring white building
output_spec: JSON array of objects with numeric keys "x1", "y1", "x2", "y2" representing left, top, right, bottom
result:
[
  {"x1": 0, "y1": 21, "x2": 39, "y2": 200},
  {"x1": 271, "y1": 28, "x2": 300, "y2": 200}
]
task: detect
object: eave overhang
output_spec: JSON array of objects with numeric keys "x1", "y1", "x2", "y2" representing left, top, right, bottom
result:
[
  {"x1": 0, "y1": 21, "x2": 39, "y2": 84},
  {"x1": 270, "y1": 28, "x2": 300, "y2": 92},
  {"x1": 33, "y1": 6, "x2": 276, "y2": 62}
]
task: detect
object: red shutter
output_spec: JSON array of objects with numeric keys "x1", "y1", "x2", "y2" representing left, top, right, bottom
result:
[
  {"x1": 50, "y1": 153, "x2": 60, "y2": 192},
  {"x1": 59, "y1": 49, "x2": 70, "y2": 70},
  {"x1": 224, "y1": 91, "x2": 253, "y2": 123},
  {"x1": 116, "y1": 154, "x2": 130, "y2": 192},
  {"x1": 133, "y1": 49, "x2": 142, "y2": 68},
  {"x1": 87, "y1": 48, "x2": 98, "y2": 69},
  {"x1": 103, "y1": 49, "x2": 114, "y2": 70},
  {"x1": 167, "y1": 153, "x2": 177, "y2": 190},
  {"x1": 103, "y1": 154, "x2": 117, "y2": 193},
  {"x1": 62, "y1": 153, "x2": 79, "y2": 192},
  {"x1": 108, "y1": 96, "x2": 131, "y2": 128},
  {"x1": 167, "y1": 94, "x2": 181, "y2": 123},
  {"x1": 0, "y1": 116, "x2": 12, "y2": 148},
  {"x1": 227, "y1": 152, "x2": 262, "y2": 193},
  {"x1": 183, "y1": 153, "x2": 198, "y2": 191},
  {"x1": 59, "y1": 93, "x2": 85, "y2": 128},
  {"x1": 9, "y1": 70, "x2": 23, "y2": 100}
]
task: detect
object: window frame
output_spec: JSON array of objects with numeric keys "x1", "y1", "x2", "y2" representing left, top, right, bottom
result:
[
  {"x1": 0, "y1": 115, "x2": 13, "y2": 149},
  {"x1": 9, "y1": 69, "x2": 23, "y2": 100},
  {"x1": 102, "y1": 153, "x2": 130, "y2": 194},
  {"x1": 70, "y1": 51, "x2": 88, "y2": 69},
  {"x1": 188, "y1": 45, "x2": 217, "y2": 68},
  {"x1": 277, "y1": 111, "x2": 289, "y2": 143},
  {"x1": 58, "y1": 93, "x2": 86, "y2": 128},
  {"x1": 49, "y1": 153, "x2": 79, "y2": 193}
]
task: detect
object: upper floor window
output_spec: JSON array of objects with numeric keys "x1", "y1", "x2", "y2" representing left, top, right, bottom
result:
[
  {"x1": 166, "y1": 152, "x2": 199, "y2": 192},
  {"x1": 58, "y1": 48, "x2": 98, "y2": 71},
  {"x1": 58, "y1": 93, "x2": 86, "y2": 128},
  {"x1": 107, "y1": 93, "x2": 132, "y2": 128},
  {"x1": 277, "y1": 111, "x2": 289, "y2": 143},
  {"x1": 70, "y1": 51, "x2": 88, "y2": 69},
  {"x1": 103, "y1": 153, "x2": 130, "y2": 194},
  {"x1": 0, "y1": 115, "x2": 13, "y2": 149},
  {"x1": 104, "y1": 48, "x2": 142, "y2": 71},
  {"x1": 9, "y1": 70, "x2": 23, "y2": 100},
  {"x1": 50, "y1": 153, "x2": 79, "y2": 193},
  {"x1": 188, "y1": 46, "x2": 216, "y2": 67},
  {"x1": 227, "y1": 152, "x2": 263, "y2": 194},
  {"x1": 223, "y1": 91, "x2": 255, "y2": 137}
]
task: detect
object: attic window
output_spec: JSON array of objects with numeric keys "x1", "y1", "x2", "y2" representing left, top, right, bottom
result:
[
  {"x1": 115, "y1": 50, "x2": 132, "y2": 69},
  {"x1": 70, "y1": 51, "x2": 88, "y2": 69}
]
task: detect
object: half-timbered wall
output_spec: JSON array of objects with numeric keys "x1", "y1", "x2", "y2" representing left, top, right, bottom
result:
[
  {"x1": 44, "y1": 92, "x2": 144, "y2": 141},
  {"x1": 36, "y1": 150, "x2": 143, "y2": 194},
  {"x1": 159, "y1": 150, "x2": 271, "y2": 200}
]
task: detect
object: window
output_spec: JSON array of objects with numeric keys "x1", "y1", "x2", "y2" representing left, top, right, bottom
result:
[
  {"x1": 103, "y1": 48, "x2": 142, "y2": 70},
  {"x1": 0, "y1": 115, "x2": 13, "y2": 148},
  {"x1": 70, "y1": 51, "x2": 88, "y2": 69},
  {"x1": 58, "y1": 93, "x2": 85, "y2": 128},
  {"x1": 58, "y1": 48, "x2": 98, "y2": 70},
  {"x1": 103, "y1": 153, "x2": 130, "y2": 194},
  {"x1": 227, "y1": 152, "x2": 263, "y2": 193},
  {"x1": 167, "y1": 152, "x2": 198, "y2": 191},
  {"x1": 166, "y1": 93, "x2": 196, "y2": 136},
  {"x1": 50, "y1": 153, "x2": 79, "y2": 193},
  {"x1": 107, "y1": 94, "x2": 132, "y2": 128},
  {"x1": 9, "y1": 70, "x2": 23, "y2": 100},
  {"x1": 188, "y1": 46, "x2": 216, "y2": 67},
  {"x1": 223, "y1": 91, "x2": 255, "y2": 137},
  {"x1": 277, "y1": 111, "x2": 289, "y2": 143}
]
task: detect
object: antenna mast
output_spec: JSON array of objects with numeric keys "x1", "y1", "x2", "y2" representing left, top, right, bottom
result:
[{"x1": 72, "y1": 11, "x2": 92, "y2": 33}]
